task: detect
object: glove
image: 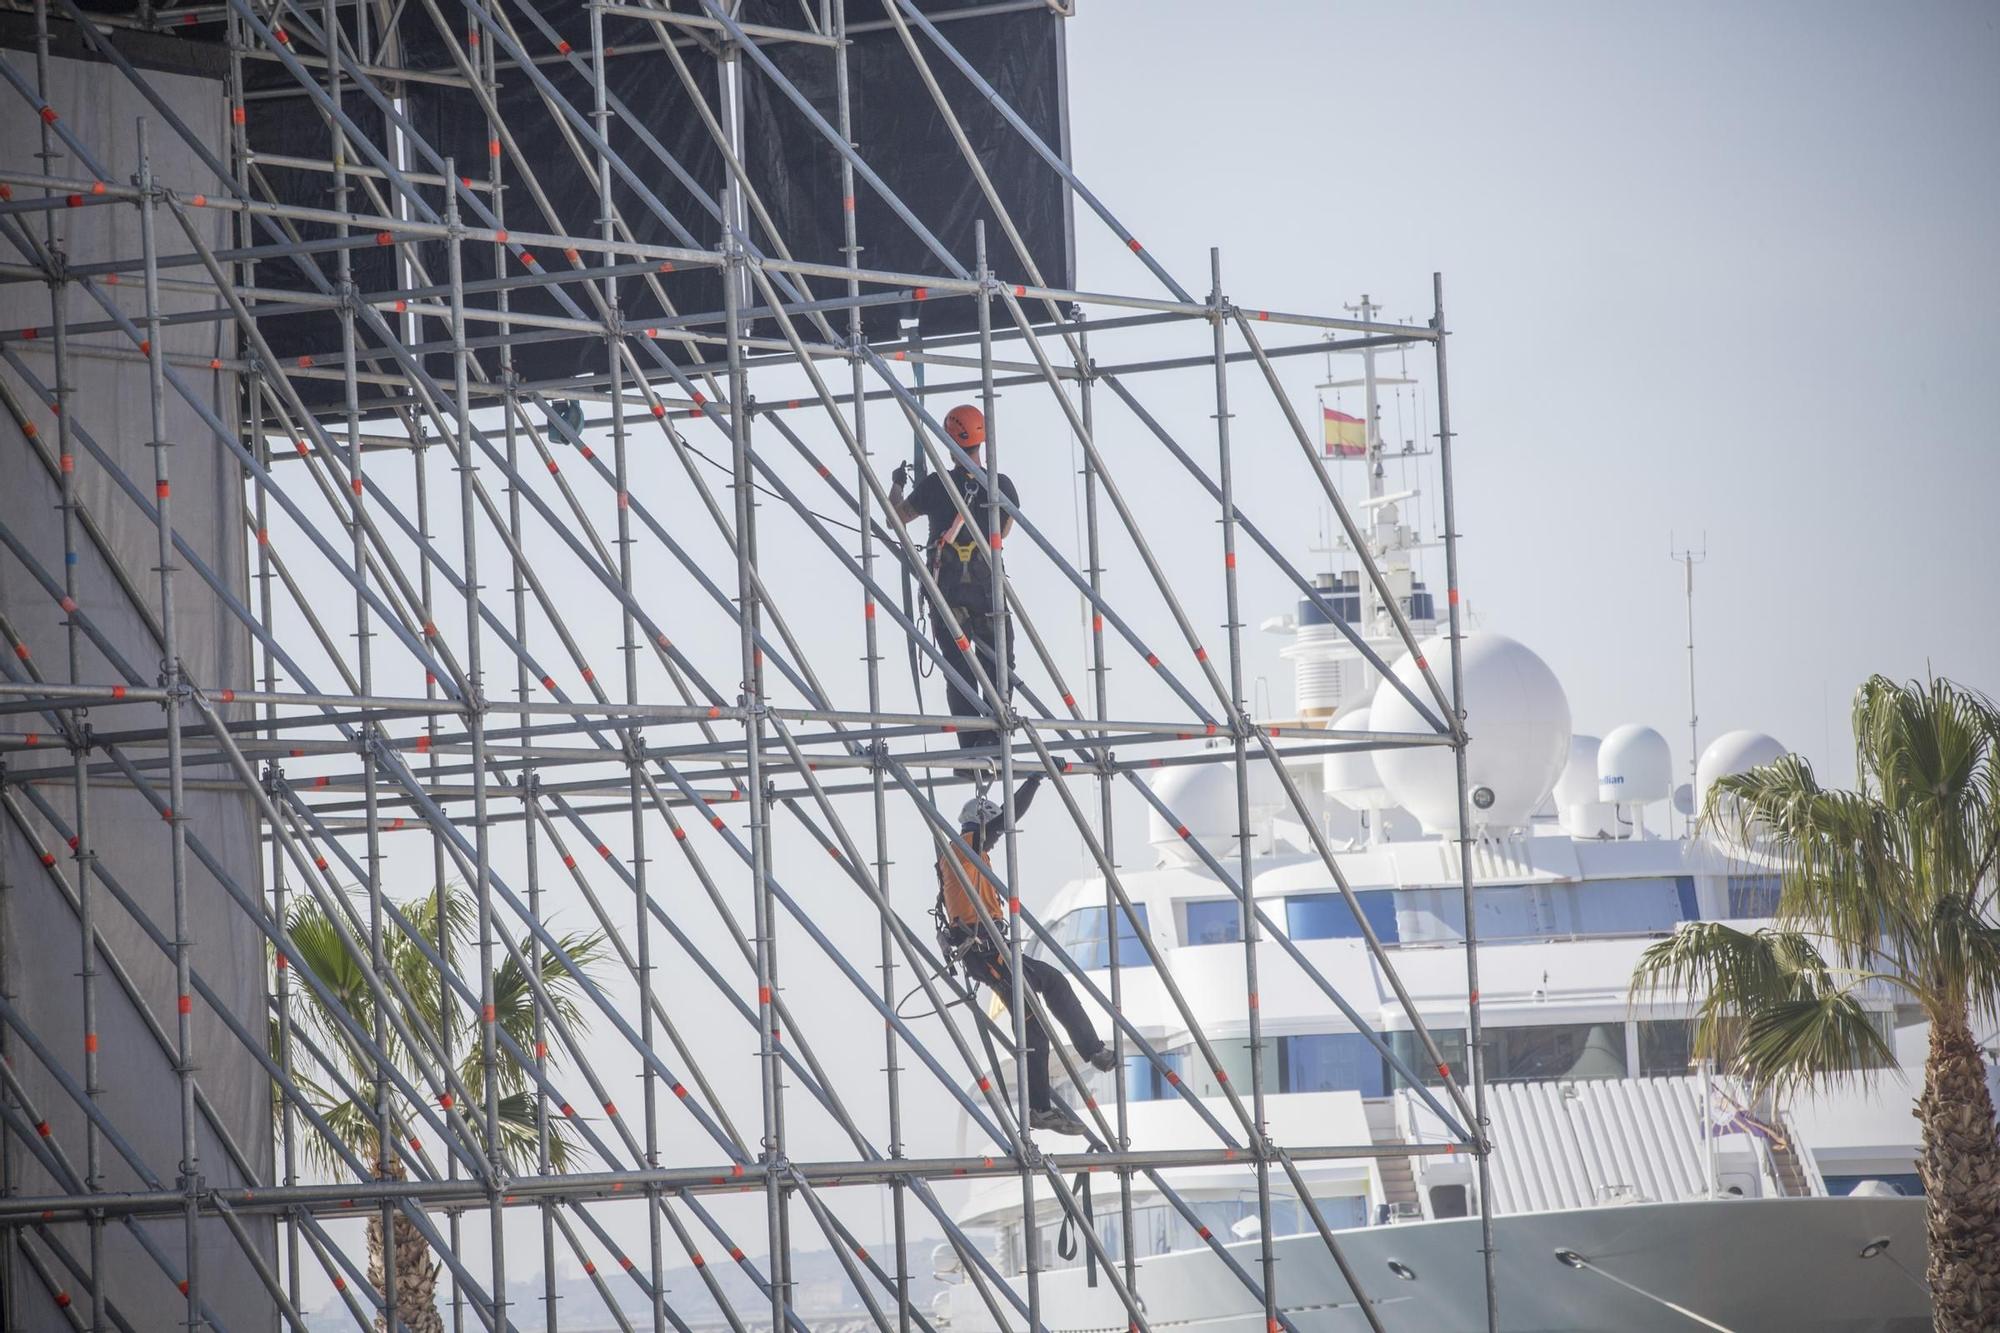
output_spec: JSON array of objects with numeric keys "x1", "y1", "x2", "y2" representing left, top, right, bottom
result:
[{"x1": 891, "y1": 461, "x2": 910, "y2": 491}]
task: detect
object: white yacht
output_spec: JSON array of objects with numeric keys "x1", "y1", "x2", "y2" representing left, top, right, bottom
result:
[{"x1": 930, "y1": 332, "x2": 1941, "y2": 1331}]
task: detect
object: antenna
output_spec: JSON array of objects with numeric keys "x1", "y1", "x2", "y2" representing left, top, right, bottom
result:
[{"x1": 1670, "y1": 533, "x2": 1708, "y2": 837}]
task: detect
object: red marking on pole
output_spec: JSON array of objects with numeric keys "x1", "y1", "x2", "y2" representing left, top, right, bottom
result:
[
  {"x1": 730, "y1": 1247, "x2": 745, "y2": 1262},
  {"x1": 487, "y1": 139, "x2": 501, "y2": 158},
  {"x1": 156, "y1": 481, "x2": 170, "y2": 499},
  {"x1": 210, "y1": 356, "x2": 223, "y2": 369},
  {"x1": 1248, "y1": 991, "x2": 1259, "y2": 1010},
  {"x1": 312, "y1": 776, "x2": 329, "y2": 788},
  {"x1": 297, "y1": 355, "x2": 313, "y2": 369},
  {"x1": 954, "y1": 636, "x2": 970, "y2": 652},
  {"x1": 1015, "y1": 285, "x2": 1027, "y2": 297},
  {"x1": 415, "y1": 734, "x2": 431, "y2": 753},
  {"x1": 231, "y1": 106, "x2": 246, "y2": 126},
  {"x1": 707, "y1": 706, "x2": 721, "y2": 719},
  {"x1": 1008, "y1": 896, "x2": 1021, "y2": 915},
  {"x1": 294, "y1": 439, "x2": 308, "y2": 455},
  {"x1": 827, "y1": 844, "x2": 839, "y2": 858},
  {"x1": 482, "y1": 1004, "x2": 495, "y2": 1023},
  {"x1": 438, "y1": 1093, "x2": 453, "y2": 1109},
  {"x1": 1194, "y1": 646, "x2": 1209, "y2": 662},
  {"x1": 273, "y1": 27, "x2": 289, "y2": 44},
  {"x1": 178, "y1": 995, "x2": 192, "y2": 1015},
  {"x1": 519, "y1": 252, "x2": 536, "y2": 267},
  {"x1": 581, "y1": 1260, "x2": 596, "y2": 1275},
  {"x1": 387, "y1": 819, "x2": 404, "y2": 831},
  {"x1": 595, "y1": 843, "x2": 612, "y2": 859},
  {"x1": 546, "y1": 458, "x2": 560, "y2": 475},
  {"x1": 13, "y1": 647, "x2": 28, "y2": 662},
  {"x1": 659, "y1": 261, "x2": 674, "y2": 273},
  {"x1": 91, "y1": 181, "x2": 104, "y2": 196},
  {"x1": 672, "y1": 826, "x2": 687, "y2": 842},
  {"x1": 1061, "y1": 692, "x2": 1076, "y2": 708},
  {"x1": 57, "y1": 451, "x2": 72, "y2": 475},
  {"x1": 842, "y1": 195, "x2": 856, "y2": 212},
  {"x1": 564, "y1": 248, "x2": 581, "y2": 265},
  {"x1": 21, "y1": 328, "x2": 37, "y2": 341},
  {"x1": 1215, "y1": 1069, "x2": 1229, "y2": 1085},
  {"x1": 1468, "y1": 988, "x2": 1479, "y2": 1004},
  {"x1": 757, "y1": 985, "x2": 771, "y2": 1005},
  {"x1": 1438, "y1": 1063, "x2": 1451, "y2": 1078},
  {"x1": 53, "y1": 1290, "x2": 70, "y2": 1308},
  {"x1": 38, "y1": 852, "x2": 55, "y2": 868},
  {"x1": 1270, "y1": 725, "x2": 1284, "y2": 736},
  {"x1": 275, "y1": 953, "x2": 287, "y2": 969},
  {"x1": 1414, "y1": 656, "x2": 1428, "y2": 670},
  {"x1": 160, "y1": 807, "x2": 173, "y2": 822},
  {"x1": 941, "y1": 723, "x2": 957, "y2": 733},
  {"x1": 557, "y1": 39, "x2": 572, "y2": 54},
  {"x1": 671, "y1": 1082, "x2": 688, "y2": 1099},
  {"x1": 59, "y1": 596, "x2": 76, "y2": 613},
  {"x1": 863, "y1": 600, "x2": 876, "y2": 620},
  {"x1": 138, "y1": 339, "x2": 151, "y2": 356},
  {"x1": 1205, "y1": 722, "x2": 1218, "y2": 737},
  {"x1": 332, "y1": 1277, "x2": 345, "y2": 1292},
  {"x1": 1176, "y1": 825, "x2": 1190, "y2": 839},
  {"x1": 350, "y1": 477, "x2": 364, "y2": 497},
  {"x1": 710, "y1": 815, "x2": 724, "y2": 830},
  {"x1": 1197, "y1": 1225, "x2": 1211, "y2": 1240},
  {"x1": 815, "y1": 463, "x2": 830, "y2": 478},
  {"x1": 1146, "y1": 653, "x2": 1161, "y2": 668},
  {"x1": 494, "y1": 229, "x2": 508, "y2": 243},
  {"x1": 1447, "y1": 587, "x2": 1460, "y2": 606},
  {"x1": 19, "y1": 421, "x2": 35, "y2": 437},
  {"x1": 561, "y1": 1102, "x2": 575, "y2": 1118},
  {"x1": 561, "y1": 854, "x2": 577, "y2": 869},
  {"x1": 535, "y1": 1041, "x2": 547, "y2": 1060},
  {"x1": 220, "y1": 688, "x2": 236, "y2": 703},
  {"x1": 1127, "y1": 237, "x2": 1143, "y2": 252},
  {"x1": 41, "y1": 106, "x2": 57, "y2": 124},
  {"x1": 692, "y1": 391, "x2": 706, "y2": 406},
  {"x1": 690, "y1": 1253, "x2": 705, "y2": 1269},
  {"x1": 66, "y1": 193, "x2": 82, "y2": 208},
  {"x1": 913, "y1": 287, "x2": 928, "y2": 301},
  {"x1": 603, "y1": 1101, "x2": 617, "y2": 1116},
  {"x1": 976, "y1": 1077, "x2": 991, "y2": 1093},
  {"x1": 989, "y1": 532, "x2": 1003, "y2": 551},
  {"x1": 312, "y1": 856, "x2": 328, "y2": 871},
  {"x1": 191, "y1": 194, "x2": 207, "y2": 208},
  {"x1": 409, "y1": 1137, "x2": 421, "y2": 1151},
  {"x1": 66, "y1": 836, "x2": 78, "y2": 851},
  {"x1": 540, "y1": 674, "x2": 557, "y2": 691}
]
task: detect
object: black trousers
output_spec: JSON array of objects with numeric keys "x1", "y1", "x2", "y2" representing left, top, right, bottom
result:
[
  {"x1": 961, "y1": 945, "x2": 1104, "y2": 1111},
  {"x1": 933, "y1": 604, "x2": 1013, "y2": 750}
]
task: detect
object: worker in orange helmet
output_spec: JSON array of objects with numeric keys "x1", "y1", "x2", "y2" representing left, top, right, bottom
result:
[{"x1": 890, "y1": 403, "x2": 1019, "y2": 750}]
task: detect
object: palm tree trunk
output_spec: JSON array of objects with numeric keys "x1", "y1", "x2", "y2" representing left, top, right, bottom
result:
[
  {"x1": 366, "y1": 1155, "x2": 444, "y2": 1333},
  {"x1": 1918, "y1": 1007, "x2": 2000, "y2": 1332}
]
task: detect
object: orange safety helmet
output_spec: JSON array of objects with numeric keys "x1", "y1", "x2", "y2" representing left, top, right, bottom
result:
[{"x1": 943, "y1": 403, "x2": 987, "y2": 449}]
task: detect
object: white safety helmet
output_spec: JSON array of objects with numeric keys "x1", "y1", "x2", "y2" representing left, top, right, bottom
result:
[{"x1": 959, "y1": 796, "x2": 1002, "y2": 828}]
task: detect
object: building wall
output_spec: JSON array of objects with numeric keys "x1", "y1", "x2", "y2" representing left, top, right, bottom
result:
[{"x1": 1, "y1": 43, "x2": 275, "y2": 1332}]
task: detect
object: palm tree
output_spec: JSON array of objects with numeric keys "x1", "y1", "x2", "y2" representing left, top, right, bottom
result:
[
  {"x1": 274, "y1": 883, "x2": 606, "y2": 1332},
  {"x1": 1632, "y1": 674, "x2": 2000, "y2": 1331}
]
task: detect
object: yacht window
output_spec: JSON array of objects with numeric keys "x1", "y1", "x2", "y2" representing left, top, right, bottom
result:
[
  {"x1": 1279, "y1": 1033, "x2": 1386, "y2": 1096},
  {"x1": 1390, "y1": 879, "x2": 1701, "y2": 944},
  {"x1": 1481, "y1": 1023, "x2": 1628, "y2": 1082},
  {"x1": 1638, "y1": 1019, "x2": 1695, "y2": 1076},
  {"x1": 1033, "y1": 903, "x2": 1151, "y2": 970},
  {"x1": 1184, "y1": 898, "x2": 1243, "y2": 945},
  {"x1": 1182, "y1": 1039, "x2": 1278, "y2": 1097},
  {"x1": 1558, "y1": 878, "x2": 1698, "y2": 936},
  {"x1": 1108, "y1": 1050, "x2": 1185, "y2": 1103},
  {"x1": 1285, "y1": 891, "x2": 1400, "y2": 943},
  {"x1": 1385, "y1": 1028, "x2": 1468, "y2": 1092},
  {"x1": 1725, "y1": 874, "x2": 1783, "y2": 918},
  {"x1": 1429, "y1": 1184, "x2": 1470, "y2": 1218}
]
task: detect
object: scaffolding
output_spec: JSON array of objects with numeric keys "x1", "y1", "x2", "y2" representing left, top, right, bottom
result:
[{"x1": 0, "y1": 2, "x2": 1499, "y2": 1329}]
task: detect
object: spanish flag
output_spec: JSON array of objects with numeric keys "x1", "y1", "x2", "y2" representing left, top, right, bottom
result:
[{"x1": 1322, "y1": 407, "x2": 1367, "y2": 458}]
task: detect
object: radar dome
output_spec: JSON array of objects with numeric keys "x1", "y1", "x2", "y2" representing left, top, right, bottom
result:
[
  {"x1": 1554, "y1": 734, "x2": 1616, "y2": 838},
  {"x1": 1696, "y1": 731, "x2": 1788, "y2": 817},
  {"x1": 1598, "y1": 725, "x2": 1672, "y2": 807},
  {"x1": 1147, "y1": 760, "x2": 1286, "y2": 863},
  {"x1": 1323, "y1": 704, "x2": 1394, "y2": 811},
  {"x1": 1371, "y1": 632, "x2": 1571, "y2": 834}
]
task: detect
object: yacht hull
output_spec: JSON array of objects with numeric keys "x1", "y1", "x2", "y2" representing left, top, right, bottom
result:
[{"x1": 937, "y1": 1196, "x2": 1929, "y2": 1330}]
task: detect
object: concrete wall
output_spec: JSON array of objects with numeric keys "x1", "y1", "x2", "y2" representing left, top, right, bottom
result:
[{"x1": 1, "y1": 40, "x2": 275, "y2": 1333}]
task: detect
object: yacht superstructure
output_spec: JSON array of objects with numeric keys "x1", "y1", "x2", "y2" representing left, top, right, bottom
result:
[{"x1": 931, "y1": 315, "x2": 1940, "y2": 1331}]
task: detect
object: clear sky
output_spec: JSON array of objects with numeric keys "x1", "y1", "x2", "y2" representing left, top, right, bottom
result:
[{"x1": 270, "y1": 0, "x2": 1999, "y2": 1309}]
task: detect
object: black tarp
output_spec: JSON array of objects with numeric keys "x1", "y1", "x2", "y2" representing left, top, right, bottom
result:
[{"x1": 239, "y1": 0, "x2": 1071, "y2": 402}]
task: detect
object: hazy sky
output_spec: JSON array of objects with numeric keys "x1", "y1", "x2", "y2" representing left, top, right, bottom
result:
[
  {"x1": 236, "y1": 1, "x2": 2000, "y2": 1308},
  {"x1": 1059, "y1": 0, "x2": 1999, "y2": 779}
]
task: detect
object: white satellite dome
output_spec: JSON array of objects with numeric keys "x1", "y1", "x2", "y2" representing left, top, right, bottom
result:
[
  {"x1": 1696, "y1": 730, "x2": 1788, "y2": 817},
  {"x1": 1323, "y1": 704, "x2": 1394, "y2": 812},
  {"x1": 1598, "y1": 724, "x2": 1673, "y2": 807},
  {"x1": 1554, "y1": 734, "x2": 1616, "y2": 838},
  {"x1": 1371, "y1": 632, "x2": 1572, "y2": 835},
  {"x1": 1147, "y1": 760, "x2": 1287, "y2": 864}
]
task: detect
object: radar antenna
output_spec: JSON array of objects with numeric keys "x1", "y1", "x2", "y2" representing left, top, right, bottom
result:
[{"x1": 1670, "y1": 534, "x2": 1709, "y2": 837}]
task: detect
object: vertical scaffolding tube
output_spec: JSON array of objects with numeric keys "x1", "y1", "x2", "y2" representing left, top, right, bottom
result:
[
  {"x1": 1210, "y1": 248, "x2": 1280, "y2": 1325},
  {"x1": 1433, "y1": 272, "x2": 1499, "y2": 1333},
  {"x1": 136, "y1": 113, "x2": 205, "y2": 1333}
]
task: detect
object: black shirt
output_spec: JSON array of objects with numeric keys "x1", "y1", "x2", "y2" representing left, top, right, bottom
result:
[{"x1": 907, "y1": 466, "x2": 1019, "y2": 551}]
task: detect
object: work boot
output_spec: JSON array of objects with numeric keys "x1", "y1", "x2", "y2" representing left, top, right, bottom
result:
[
  {"x1": 1030, "y1": 1106, "x2": 1089, "y2": 1137},
  {"x1": 1086, "y1": 1046, "x2": 1119, "y2": 1074}
]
